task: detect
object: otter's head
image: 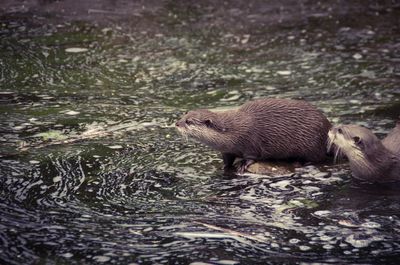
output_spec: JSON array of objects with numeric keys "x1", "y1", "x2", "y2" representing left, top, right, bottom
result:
[
  {"x1": 175, "y1": 109, "x2": 227, "y2": 150},
  {"x1": 328, "y1": 124, "x2": 382, "y2": 159},
  {"x1": 328, "y1": 124, "x2": 387, "y2": 177}
]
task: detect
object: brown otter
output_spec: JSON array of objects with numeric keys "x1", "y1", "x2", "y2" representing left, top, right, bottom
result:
[
  {"x1": 175, "y1": 98, "x2": 332, "y2": 173},
  {"x1": 328, "y1": 121, "x2": 400, "y2": 183}
]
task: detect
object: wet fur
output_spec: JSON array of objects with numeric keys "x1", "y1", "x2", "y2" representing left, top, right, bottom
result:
[
  {"x1": 328, "y1": 123, "x2": 400, "y2": 183},
  {"x1": 382, "y1": 120, "x2": 400, "y2": 155},
  {"x1": 176, "y1": 98, "x2": 332, "y2": 169}
]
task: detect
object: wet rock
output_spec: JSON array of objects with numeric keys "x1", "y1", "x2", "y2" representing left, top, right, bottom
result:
[{"x1": 246, "y1": 161, "x2": 293, "y2": 175}]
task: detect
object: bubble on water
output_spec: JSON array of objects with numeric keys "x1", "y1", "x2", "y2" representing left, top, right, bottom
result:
[
  {"x1": 0, "y1": 91, "x2": 15, "y2": 96},
  {"x1": 349, "y1": 99, "x2": 361, "y2": 104},
  {"x1": 339, "y1": 243, "x2": 348, "y2": 248},
  {"x1": 320, "y1": 235, "x2": 334, "y2": 241},
  {"x1": 241, "y1": 34, "x2": 250, "y2": 44},
  {"x1": 143, "y1": 227, "x2": 153, "y2": 232},
  {"x1": 53, "y1": 176, "x2": 61, "y2": 182},
  {"x1": 42, "y1": 51, "x2": 49, "y2": 58},
  {"x1": 107, "y1": 145, "x2": 123, "y2": 150},
  {"x1": 220, "y1": 94, "x2": 241, "y2": 102},
  {"x1": 13, "y1": 126, "x2": 27, "y2": 132},
  {"x1": 65, "y1": 110, "x2": 80, "y2": 115},
  {"x1": 299, "y1": 245, "x2": 311, "y2": 251},
  {"x1": 361, "y1": 221, "x2": 381, "y2": 229},
  {"x1": 65, "y1": 47, "x2": 88, "y2": 53},
  {"x1": 313, "y1": 210, "x2": 331, "y2": 217},
  {"x1": 271, "y1": 243, "x2": 279, "y2": 248},
  {"x1": 323, "y1": 244, "x2": 334, "y2": 250},
  {"x1": 93, "y1": 256, "x2": 111, "y2": 262},
  {"x1": 345, "y1": 234, "x2": 383, "y2": 248},
  {"x1": 29, "y1": 160, "x2": 40, "y2": 165},
  {"x1": 265, "y1": 85, "x2": 277, "y2": 91},
  {"x1": 61, "y1": 253, "x2": 73, "y2": 258},
  {"x1": 277, "y1": 70, "x2": 292, "y2": 76},
  {"x1": 353, "y1": 53, "x2": 362, "y2": 60}
]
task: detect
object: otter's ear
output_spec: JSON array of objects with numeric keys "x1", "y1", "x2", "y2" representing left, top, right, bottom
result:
[
  {"x1": 204, "y1": 119, "x2": 212, "y2": 127},
  {"x1": 353, "y1": 136, "x2": 363, "y2": 147}
]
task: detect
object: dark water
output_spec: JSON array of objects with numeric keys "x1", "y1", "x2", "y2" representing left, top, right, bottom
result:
[{"x1": 1, "y1": 1, "x2": 400, "y2": 264}]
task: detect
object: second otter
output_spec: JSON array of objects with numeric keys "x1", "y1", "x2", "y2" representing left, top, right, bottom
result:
[
  {"x1": 328, "y1": 121, "x2": 400, "y2": 183},
  {"x1": 176, "y1": 98, "x2": 331, "y2": 173}
]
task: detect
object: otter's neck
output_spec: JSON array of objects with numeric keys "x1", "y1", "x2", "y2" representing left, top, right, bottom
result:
[
  {"x1": 217, "y1": 110, "x2": 252, "y2": 131},
  {"x1": 350, "y1": 143, "x2": 398, "y2": 181},
  {"x1": 210, "y1": 110, "x2": 253, "y2": 153}
]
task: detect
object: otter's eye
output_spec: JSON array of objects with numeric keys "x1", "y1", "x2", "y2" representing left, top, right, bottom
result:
[
  {"x1": 204, "y1": 119, "x2": 212, "y2": 127},
  {"x1": 338, "y1": 128, "x2": 343, "y2": 134},
  {"x1": 185, "y1": 119, "x2": 193, "y2": 125},
  {"x1": 353, "y1": 136, "x2": 362, "y2": 146}
]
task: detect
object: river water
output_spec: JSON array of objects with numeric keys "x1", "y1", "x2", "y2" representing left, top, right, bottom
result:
[{"x1": 1, "y1": 1, "x2": 400, "y2": 264}]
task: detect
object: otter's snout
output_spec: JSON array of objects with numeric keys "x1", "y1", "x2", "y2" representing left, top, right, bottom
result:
[
  {"x1": 175, "y1": 119, "x2": 187, "y2": 129},
  {"x1": 175, "y1": 120, "x2": 185, "y2": 128}
]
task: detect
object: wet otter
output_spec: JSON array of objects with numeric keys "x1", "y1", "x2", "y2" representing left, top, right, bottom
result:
[
  {"x1": 328, "y1": 121, "x2": 400, "y2": 183},
  {"x1": 175, "y1": 98, "x2": 332, "y2": 173}
]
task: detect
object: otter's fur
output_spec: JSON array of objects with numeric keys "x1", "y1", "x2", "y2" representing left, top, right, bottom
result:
[
  {"x1": 328, "y1": 123, "x2": 400, "y2": 183},
  {"x1": 176, "y1": 98, "x2": 331, "y2": 172}
]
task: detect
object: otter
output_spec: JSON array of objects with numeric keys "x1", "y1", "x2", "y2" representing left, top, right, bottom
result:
[
  {"x1": 328, "y1": 121, "x2": 400, "y2": 183},
  {"x1": 175, "y1": 98, "x2": 332, "y2": 173}
]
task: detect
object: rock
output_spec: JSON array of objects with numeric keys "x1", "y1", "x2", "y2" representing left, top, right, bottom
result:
[{"x1": 247, "y1": 161, "x2": 293, "y2": 175}]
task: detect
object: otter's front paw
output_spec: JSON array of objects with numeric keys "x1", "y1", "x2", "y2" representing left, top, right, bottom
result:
[{"x1": 236, "y1": 159, "x2": 255, "y2": 174}]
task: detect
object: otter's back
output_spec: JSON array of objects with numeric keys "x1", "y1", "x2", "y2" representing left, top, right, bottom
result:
[
  {"x1": 382, "y1": 122, "x2": 400, "y2": 156},
  {"x1": 238, "y1": 98, "x2": 331, "y2": 162}
]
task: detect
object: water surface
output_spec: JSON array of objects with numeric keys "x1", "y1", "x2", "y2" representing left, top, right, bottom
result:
[{"x1": 1, "y1": 1, "x2": 400, "y2": 264}]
